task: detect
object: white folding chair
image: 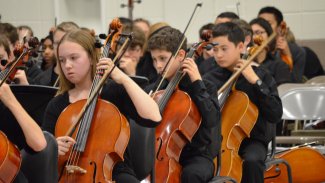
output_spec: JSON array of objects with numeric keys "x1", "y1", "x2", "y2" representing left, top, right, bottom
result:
[{"x1": 280, "y1": 87, "x2": 325, "y2": 131}]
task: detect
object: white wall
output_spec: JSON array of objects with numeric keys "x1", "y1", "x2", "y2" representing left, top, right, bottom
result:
[{"x1": 1, "y1": 0, "x2": 325, "y2": 43}]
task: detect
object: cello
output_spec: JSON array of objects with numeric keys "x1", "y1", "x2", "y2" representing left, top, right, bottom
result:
[
  {"x1": 54, "y1": 19, "x2": 132, "y2": 182},
  {"x1": 264, "y1": 146, "x2": 325, "y2": 183},
  {"x1": 276, "y1": 21, "x2": 293, "y2": 71},
  {"x1": 152, "y1": 43, "x2": 203, "y2": 183},
  {"x1": 217, "y1": 32, "x2": 276, "y2": 182},
  {"x1": 149, "y1": 4, "x2": 204, "y2": 182},
  {"x1": 0, "y1": 131, "x2": 21, "y2": 183}
]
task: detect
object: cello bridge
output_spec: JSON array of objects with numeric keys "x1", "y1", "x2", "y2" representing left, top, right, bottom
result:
[{"x1": 65, "y1": 165, "x2": 87, "y2": 174}]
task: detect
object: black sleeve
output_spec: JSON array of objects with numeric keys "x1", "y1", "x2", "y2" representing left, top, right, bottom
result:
[
  {"x1": 100, "y1": 80, "x2": 160, "y2": 128},
  {"x1": 274, "y1": 60, "x2": 292, "y2": 85},
  {"x1": 290, "y1": 43, "x2": 306, "y2": 83},
  {"x1": 253, "y1": 68, "x2": 283, "y2": 124},
  {"x1": 187, "y1": 79, "x2": 220, "y2": 128}
]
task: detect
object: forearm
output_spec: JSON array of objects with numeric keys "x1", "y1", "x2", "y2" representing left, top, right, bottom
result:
[
  {"x1": 6, "y1": 96, "x2": 47, "y2": 152},
  {"x1": 121, "y1": 75, "x2": 161, "y2": 122}
]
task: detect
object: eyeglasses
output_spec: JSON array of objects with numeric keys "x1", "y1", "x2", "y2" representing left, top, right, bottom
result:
[{"x1": 253, "y1": 30, "x2": 266, "y2": 35}]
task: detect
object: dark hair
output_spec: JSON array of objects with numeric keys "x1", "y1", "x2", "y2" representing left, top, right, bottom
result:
[
  {"x1": 258, "y1": 6, "x2": 283, "y2": 26},
  {"x1": 0, "y1": 35, "x2": 11, "y2": 57},
  {"x1": 232, "y1": 19, "x2": 252, "y2": 37},
  {"x1": 249, "y1": 18, "x2": 275, "y2": 51},
  {"x1": 41, "y1": 32, "x2": 54, "y2": 44},
  {"x1": 0, "y1": 23, "x2": 19, "y2": 45},
  {"x1": 249, "y1": 18, "x2": 273, "y2": 36},
  {"x1": 217, "y1": 12, "x2": 239, "y2": 19},
  {"x1": 118, "y1": 17, "x2": 133, "y2": 27},
  {"x1": 148, "y1": 27, "x2": 187, "y2": 54},
  {"x1": 134, "y1": 18, "x2": 150, "y2": 27},
  {"x1": 212, "y1": 22, "x2": 244, "y2": 46},
  {"x1": 118, "y1": 25, "x2": 146, "y2": 48},
  {"x1": 199, "y1": 23, "x2": 214, "y2": 40}
]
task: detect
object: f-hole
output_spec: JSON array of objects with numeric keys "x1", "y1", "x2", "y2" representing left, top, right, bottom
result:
[{"x1": 156, "y1": 137, "x2": 163, "y2": 161}]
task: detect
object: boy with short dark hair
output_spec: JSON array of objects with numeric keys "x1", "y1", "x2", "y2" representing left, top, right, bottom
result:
[
  {"x1": 204, "y1": 22, "x2": 283, "y2": 183},
  {"x1": 147, "y1": 26, "x2": 220, "y2": 183}
]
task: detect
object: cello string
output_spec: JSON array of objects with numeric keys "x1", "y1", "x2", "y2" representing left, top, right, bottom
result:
[
  {"x1": 70, "y1": 36, "x2": 110, "y2": 168},
  {"x1": 64, "y1": 28, "x2": 116, "y2": 177},
  {"x1": 70, "y1": 78, "x2": 100, "y2": 170},
  {"x1": 157, "y1": 62, "x2": 183, "y2": 109},
  {"x1": 59, "y1": 19, "x2": 125, "y2": 182},
  {"x1": 156, "y1": 39, "x2": 205, "y2": 110},
  {"x1": 73, "y1": 31, "x2": 131, "y2": 181},
  {"x1": 73, "y1": 77, "x2": 101, "y2": 173},
  {"x1": 69, "y1": 69, "x2": 103, "y2": 175}
]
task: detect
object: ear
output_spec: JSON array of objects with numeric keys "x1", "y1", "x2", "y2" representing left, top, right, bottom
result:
[
  {"x1": 176, "y1": 49, "x2": 186, "y2": 62},
  {"x1": 237, "y1": 41, "x2": 245, "y2": 53},
  {"x1": 244, "y1": 35, "x2": 252, "y2": 48}
]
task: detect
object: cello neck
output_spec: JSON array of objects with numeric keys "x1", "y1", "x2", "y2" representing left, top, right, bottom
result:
[
  {"x1": 218, "y1": 79, "x2": 235, "y2": 109},
  {"x1": 157, "y1": 42, "x2": 202, "y2": 112}
]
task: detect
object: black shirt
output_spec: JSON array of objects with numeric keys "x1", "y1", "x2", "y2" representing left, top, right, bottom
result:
[
  {"x1": 260, "y1": 53, "x2": 292, "y2": 86},
  {"x1": 196, "y1": 56, "x2": 218, "y2": 75},
  {"x1": 33, "y1": 66, "x2": 58, "y2": 87},
  {"x1": 203, "y1": 66, "x2": 282, "y2": 145},
  {"x1": 42, "y1": 79, "x2": 160, "y2": 177},
  {"x1": 42, "y1": 79, "x2": 159, "y2": 134},
  {"x1": 146, "y1": 75, "x2": 221, "y2": 164},
  {"x1": 275, "y1": 42, "x2": 306, "y2": 83},
  {"x1": 303, "y1": 46, "x2": 324, "y2": 79}
]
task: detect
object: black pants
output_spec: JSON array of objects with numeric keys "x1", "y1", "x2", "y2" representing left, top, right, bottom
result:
[
  {"x1": 113, "y1": 172, "x2": 140, "y2": 183},
  {"x1": 181, "y1": 156, "x2": 215, "y2": 183},
  {"x1": 112, "y1": 161, "x2": 140, "y2": 183},
  {"x1": 14, "y1": 131, "x2": 58, "y2": 183},
  {"x1": 239, "y1": 138, "x2": 267, "y2": 183}
]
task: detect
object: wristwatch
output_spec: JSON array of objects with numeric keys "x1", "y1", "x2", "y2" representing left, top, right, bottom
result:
[{"x1": 256, "y1": 79, "x2": 263, "y2": 86}]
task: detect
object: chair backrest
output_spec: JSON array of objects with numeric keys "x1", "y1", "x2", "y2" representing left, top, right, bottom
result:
[
  {"x1": 128, "y1": 119, "x2": 155, "y2": 180},
  {"x1": 281, "y1": 88, "x2": 325, "y2": 120},
  {"x1": 305, "y1": 75, "x2": 325, "y2": 84},
  {"x1": 277, "y1": 83, "x2": 325, "y2": 97}
]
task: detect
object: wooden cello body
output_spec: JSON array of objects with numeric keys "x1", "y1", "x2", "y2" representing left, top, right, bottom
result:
[
  {"x1": 153, "y1": 89, "x2": 201, "y2": 183},
  {"x1": 0, "y1": 131, "x2": 21, "y2": 183},
  {"x1": 54, "y1": 18, "x2": 132, "y2": 182},
  {"x1": 55, "y1": 99, "x2": 130, "y2": 182},
  {"x1": 219, "y1": 89, "x2": 258, "y2": 182},
  {"x1": 264, "y1": 147, "x2": 325, "y2": 183}
]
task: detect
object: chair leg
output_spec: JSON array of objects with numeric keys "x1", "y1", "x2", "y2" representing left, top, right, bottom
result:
[
  {"x1": 265, "y1": 159, "x2": 293, "y2": 183},
  {"x1": 282, "y1": 160, "x2": 293, "y2": 183}
]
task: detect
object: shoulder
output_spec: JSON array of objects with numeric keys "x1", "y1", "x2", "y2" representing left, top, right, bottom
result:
[
  {"x1": 203, "y1": 67, "x2": 230, "y2": 85},
  {"x1": 288, "y1": 42, "x2": 305, "y2": 56},
  {"x1": 33, "y1": 67, "x2": 53, "y2": 84},
  {"x1": 100, "y1": 79, "x2": 126, "y2": 100},
  {"x1": 253, "y1": 66, "x2": 272, "y2": 79},
  {"x1": 47, "y1": 92, "x2": 69, "y2": 110}
]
